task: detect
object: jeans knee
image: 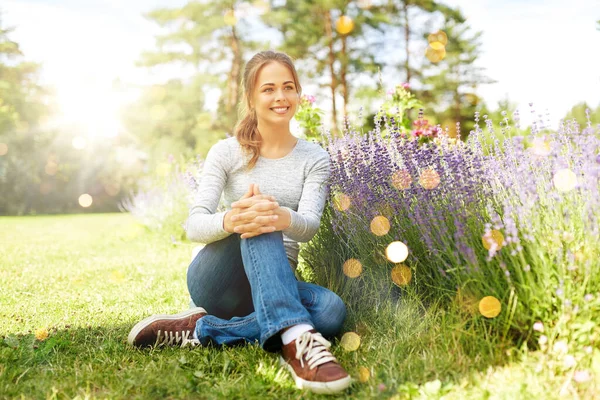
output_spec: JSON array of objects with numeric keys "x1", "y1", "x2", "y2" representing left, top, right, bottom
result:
[{"x1": 316, "y1": 292, "x2": 346, "y2": 338}]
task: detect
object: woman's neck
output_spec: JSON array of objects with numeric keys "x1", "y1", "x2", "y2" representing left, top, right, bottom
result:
[{"x1": 257, "y1": 123, "x2": 296, "y2": 149}]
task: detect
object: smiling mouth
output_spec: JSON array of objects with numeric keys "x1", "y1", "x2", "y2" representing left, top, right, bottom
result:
[{"x1": 270, "y1": 107, "x2": 290, "y2": 114}]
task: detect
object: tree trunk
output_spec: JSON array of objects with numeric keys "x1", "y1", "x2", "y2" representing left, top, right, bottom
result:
[
  {"x1": 340, "y1": 34, "x2": 348, "y2": 122},
  {"x1": 324, "y1": 10, "x2": 338, "y2": 135},
  {"x1": 403, "y1": 2, "x2": 411, "y2": 84}
]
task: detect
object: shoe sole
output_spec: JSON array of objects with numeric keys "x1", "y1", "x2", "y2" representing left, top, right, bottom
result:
[
  {"x1": 127, "y1": 307, "x2": 207, "y2": 347},
  {"x1": 279, "y1": 356, "x2": 353, "y2": 394}
]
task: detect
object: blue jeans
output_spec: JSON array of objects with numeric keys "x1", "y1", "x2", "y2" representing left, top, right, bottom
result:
[{"x1": 187, "y1": 231, "x2": 346, "y2": 352}]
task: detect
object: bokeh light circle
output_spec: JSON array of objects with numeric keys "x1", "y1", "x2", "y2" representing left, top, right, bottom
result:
[
  {"x1": 391, "y1": 264, "x2": 412, "y2": 286},
  {"x1": 370, "y1": 216, "x2": 391, "y2": 236},
  {"x1": 343, "y1": 258, "x2": 363, "y2": 278},
  {"x1": 358, "y1": 366, "x2": 371, "y2": 382},
  {"x1": 336, "y1": 16, "x2": 354, "y2": 35},
  {"x1": 429, "y1": 41, "x2": 445, "y2": 50},
  {"x1": 333, "y1": 192, "x2": 351, "y2": 211},
  {"x1": 553, "y1": 169, "x2": 577, "y2": 192},
  {"x1": 425, "y1": 46, "x2": 446, "y2": 63},
  {"x1": 391, "y1": 169, "x2": 412, "y2": 190},
  {"x1": 78, "y1": 194, "x2": 93, "y2": 208},
  {"x1": 0, "y1": 143, "x2": 8, "y2": 156},
  {"x1": 418, "y1": 168, "x2": 440, "y2": 189},
  {"x1": 482, "y1": 229, "x2": 504, "y2": 250},
  {"x1": 386, "y1": 241, "x2": 408, "y2": 263},
  {"x1": 479, "y1": 296, "x2": 501, "y2": 318},
  {"x1": 427, "y1": 30, "x2": 448, "y2": 46},
  {"x1": 340, "y1": 332, "x2": 361, "y2": 351}
]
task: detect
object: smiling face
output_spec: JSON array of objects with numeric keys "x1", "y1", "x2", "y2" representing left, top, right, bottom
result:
[{"x1": 251, "y1": 61, "x2": 299, "y2": 129}]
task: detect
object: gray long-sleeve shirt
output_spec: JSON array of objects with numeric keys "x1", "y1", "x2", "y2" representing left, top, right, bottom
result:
[{"x1": 185, "y1": 137, "x2": 331, "y2": 270}]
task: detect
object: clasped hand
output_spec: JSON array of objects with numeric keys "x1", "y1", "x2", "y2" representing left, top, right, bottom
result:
[{"x1": 227, "y1": 183, "x2": 280, "y2": 239}]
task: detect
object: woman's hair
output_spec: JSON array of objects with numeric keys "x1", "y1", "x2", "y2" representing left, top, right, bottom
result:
[{"x1": 235, "y1": 50, "x2": 302, "y2": 171}]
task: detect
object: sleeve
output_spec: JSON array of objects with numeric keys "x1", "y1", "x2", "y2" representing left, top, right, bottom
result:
[
  {"x1": 281, "y1": 150, "x2": 331, "y2": 243},
  {"x1": 184, "y1": 140, "x2": 233, "y2": 244}
]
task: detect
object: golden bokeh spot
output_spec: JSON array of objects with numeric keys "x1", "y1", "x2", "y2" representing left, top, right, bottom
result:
[
  {"x1": 391, "y1": 264, "x2": 412, "y2": 286},
  {"x1": 224, "y1": 9, "x2": 237, "y2": 26},
  {"x1": 479, "y1": 296, "x2": 501, "y2": 318},
  {"x1": 428, "y1": 30, "x2": 448, "y2": 46},
  {"x1": 358, "y1": 366, "x2": 371, "y2": 383},
  {"x1": 386, "y1": 241, "x2": 408, "y2": 263},
  {"x1": 340, "y1": 332, "x2": 361, "y2": 351},
  {"x1": 370, "y1": 215, "x2": 391, "y2": 236},
  {"x1": 418, "y1": 168, "x2": 441, "y2": 190},
  {"x1": 553, "y1": 169, "x2": 577, "y2": 192},
  {"x1": 40, "y1": 182, "x2": 53, "y2": 195},
  {"x1": 0, "y1": 143, "x2": 8, "y2": 156},
  {"x1": 391, "y1": 169, "x2": 412, "y2": 190},
  {"x1": 343, "y1": 258, "x2": 363, "y2": 278},
  {"x1": 72, "y1": 136, "x2": 87, "y2": 150},
  {"x1": 482, "y1": 229, "x2": 504, "y2": 251},
  {"x1": 35, "y1": 328, "x2": 49, "y2": 341},
  {"x1": 425, "y1": 45, "x2": 446, "y2": 63},
  {"x1": 336, "y1": 16, "x2": 355, "y2": 35},
  {"x1": 79, "y1": 194, "x2": 93, "y2": 208},
  {"x1": 333, "y1": 192, "x2": 351, "y2": 211},
  {"x1": 45, "y1": 162, "x2": 58, "y2": 176},
  {"x1": 429, "y1": 41, "x2": 445, "y2": 51}
]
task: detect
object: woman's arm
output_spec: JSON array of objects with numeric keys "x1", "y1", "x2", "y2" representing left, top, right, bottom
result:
[
  {"x1": 185, "y1": 141, "x2": 232, "y2": 243},
  {"x1": 280, "y1": 151, "x2": 331, "y2": 242}
]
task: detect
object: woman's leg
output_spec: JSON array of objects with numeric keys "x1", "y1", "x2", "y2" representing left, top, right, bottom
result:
[
  {"x1": 187, "y1": 233, "x2": 254, "y2": 320},
  {"x1": 189, "y1": 230, "x2": 346, "y2": 349},
  {"x1": 197, "y1": 281, "x2": 346, "y2": 346}
]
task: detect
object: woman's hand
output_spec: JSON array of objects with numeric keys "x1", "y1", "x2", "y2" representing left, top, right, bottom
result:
[
  {"x1": 223, "y1": 184, "x2": 280, "y2": 239},
  {"x1": 230, "y1": 184, "x2": 281, "y2": 239}
]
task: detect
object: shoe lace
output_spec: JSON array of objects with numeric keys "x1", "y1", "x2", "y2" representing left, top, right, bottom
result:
[
  {"x1": 295, "y1": 331, "x2": 337, "y2": 370},
  {"x1": 155, "y1": 330, "x2": 200, "y2": 348}
]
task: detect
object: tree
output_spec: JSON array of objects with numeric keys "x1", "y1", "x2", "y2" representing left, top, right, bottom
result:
[
  {"x1": 0, "y1": 16, "x2": 51, "y2": 214},
  {"x1": 264, "y1": 0, "x2": 387, "y2": 133},
  {"x1": 420, "y1": 18, "x2": 495, "y2": 138},
  {"x1": 133, "y1": 0, "x2": 270, "y2": 155}
]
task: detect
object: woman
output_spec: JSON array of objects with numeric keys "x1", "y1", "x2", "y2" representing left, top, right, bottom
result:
[{"x1": 127, "y1": 50, "x2": 351, "y2": 394}]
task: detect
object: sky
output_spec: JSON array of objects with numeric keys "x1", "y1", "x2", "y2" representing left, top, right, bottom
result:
[{"x1": 2, "y1": 0, "x2": 599, "y2": 137}]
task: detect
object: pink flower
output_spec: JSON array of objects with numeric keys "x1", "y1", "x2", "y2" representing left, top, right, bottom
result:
[
  {"x1": 401, "y1": 82, "x2": 410, "y2": 89},
  {"x1": 387, "y1": 88, "x2": 395, "y2": 95},
  {"x1": 302, "y1": 94, "x2": 316, "y2": 104}
]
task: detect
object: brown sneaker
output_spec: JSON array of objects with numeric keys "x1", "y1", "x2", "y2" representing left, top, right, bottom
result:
[
  {"x1": 280, "y1": 329, "x2": 352, "y2": 394},
  {"x1": 127, "y1": 307, "x2": 207, "y2": 348}
]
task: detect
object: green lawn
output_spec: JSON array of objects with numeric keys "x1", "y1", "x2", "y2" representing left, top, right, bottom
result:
[{"x1": 1, "y1": 214, "x2": 596, "y2": 399}]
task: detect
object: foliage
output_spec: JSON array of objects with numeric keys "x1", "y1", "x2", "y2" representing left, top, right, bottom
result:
[{"x1": 294, "y1": 94, "x2": 323, "y2": 142}]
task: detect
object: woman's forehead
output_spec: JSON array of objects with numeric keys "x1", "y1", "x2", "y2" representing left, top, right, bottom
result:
[{"x1": 256, "y1": 62, "x2": 294, "y2": 85}]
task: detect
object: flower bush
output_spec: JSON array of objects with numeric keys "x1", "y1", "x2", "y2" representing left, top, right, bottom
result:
[
  {"x1": 301, "y1": 103, "x2": 600, "y2": 349},
  {"x1": 119, "y1": 154, "x2": 221, "y2": 240}
]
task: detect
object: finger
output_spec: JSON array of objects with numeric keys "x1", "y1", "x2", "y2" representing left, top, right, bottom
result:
[
  {"x1": 232, "y1": 196, "x2": 277, "y2": 208},
  {"x1": 253, "y1": 184, "x2": 261, "y2": 196}
]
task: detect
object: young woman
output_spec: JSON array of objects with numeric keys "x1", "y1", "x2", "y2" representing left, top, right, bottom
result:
[{"x1": 127, "y1": 50, "x2": 351, "y2": 394}]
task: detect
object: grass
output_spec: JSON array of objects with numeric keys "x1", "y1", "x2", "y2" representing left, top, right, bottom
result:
[{"x1": 1, "y1": 213, "x2": 597, "y2": 399}]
